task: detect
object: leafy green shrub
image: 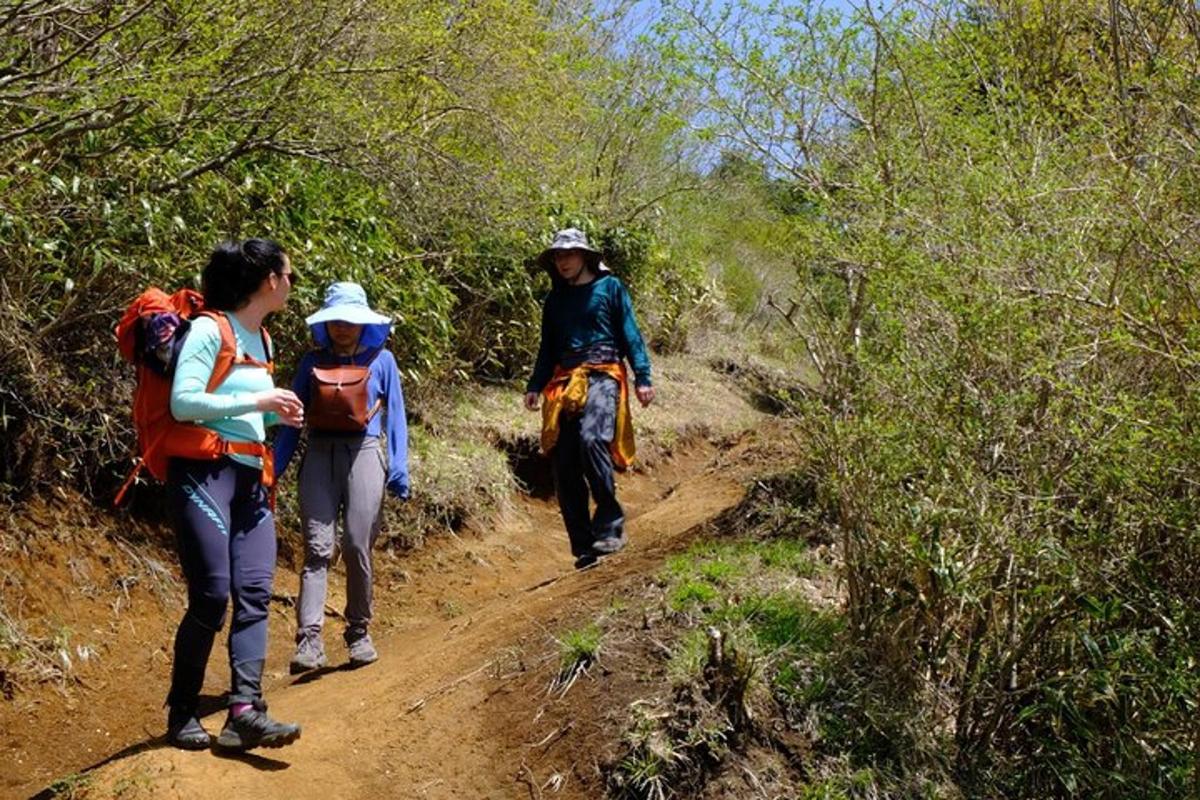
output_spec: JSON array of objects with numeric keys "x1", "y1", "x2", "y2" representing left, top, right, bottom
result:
[
  {"x1": 0, "y1": 2, "x2": 713, "y2": 505},
  {"x1": 655, "y1": 1, "x2": 1200, "y2": 795}
]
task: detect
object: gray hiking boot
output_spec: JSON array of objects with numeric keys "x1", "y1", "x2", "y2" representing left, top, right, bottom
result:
[
  {"x1": 346, "y1": 631, "x2": 378, "y2": 668},
  {"x1": 289, "y1": 635, "x2": 327, "y2": 675}
]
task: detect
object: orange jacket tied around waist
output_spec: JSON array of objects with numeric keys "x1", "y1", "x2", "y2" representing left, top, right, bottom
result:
[{"x1": 540, "y1": 363, "x2": 635, "y2": 469}]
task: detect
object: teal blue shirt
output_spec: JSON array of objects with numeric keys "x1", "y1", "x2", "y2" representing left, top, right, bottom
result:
[
  {"x1": 526, "y1": 273, "x2": 652, "y2": 393},
  {"x1": 169, "y1": 314, "x2": 276, "y2": 468}
]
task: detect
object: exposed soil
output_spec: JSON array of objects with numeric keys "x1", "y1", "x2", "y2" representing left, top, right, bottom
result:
[{"x1": 4, "y1": 423, "x2": 795, "y2": 800}]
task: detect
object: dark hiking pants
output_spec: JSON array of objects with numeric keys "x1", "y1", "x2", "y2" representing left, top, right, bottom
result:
[
  {"x1": 551, "y1": 372, "x2": 624, "y2": 557},
  {"x1": 166, "y1": 456, "x2": 276, "y2": 711}
]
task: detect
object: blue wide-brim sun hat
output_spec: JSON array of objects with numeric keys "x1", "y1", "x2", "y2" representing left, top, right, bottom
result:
[{"x1": 306, "y1": 281, "x2": 392, "y2": 350}]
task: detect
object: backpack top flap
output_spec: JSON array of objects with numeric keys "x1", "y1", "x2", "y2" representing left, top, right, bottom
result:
[
  {"x1": 309, "y1": 363, "x2": 373, "y2": 432},
  {"x1": 116, "y1": 287, "x2": 204, "y2": 362}
]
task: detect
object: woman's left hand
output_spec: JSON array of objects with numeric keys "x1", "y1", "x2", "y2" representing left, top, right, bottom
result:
[
  {"x1": 275, "y1": 403, "x2": 305, "y2": 428},
  {"x1": 636, "y1": 385, "x2": 655, "y2": 407}
]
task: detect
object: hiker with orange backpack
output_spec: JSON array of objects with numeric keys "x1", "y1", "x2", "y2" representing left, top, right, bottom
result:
[
  {"x1": 118, "y1": 239, "x2": 304, "y2": 751},
  {"x1": 274, "y1": 282, "x2": 410, "y2": 674},
  {"x1": 523, "y1": 229, "x2": 655, "y2": 569}
]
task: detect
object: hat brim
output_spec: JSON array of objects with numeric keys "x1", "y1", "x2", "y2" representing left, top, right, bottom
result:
[
  {"x1": 536, "y1": 246, "x2": 602, "y2": 274},
  {"x1": 306, "y1": 306, "x2": 392, "y2": 327},
  {"x1": 307, "y1": 307, "x2": 393, "y2": 350}
]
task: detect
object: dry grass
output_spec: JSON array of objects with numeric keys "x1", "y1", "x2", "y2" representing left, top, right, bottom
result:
[
  {"x1": 0, "y1": 603, "x2": 75, "y2": 694},
  {"x1": 633, "y1": 352, "x2": 762, "y2": 463}
]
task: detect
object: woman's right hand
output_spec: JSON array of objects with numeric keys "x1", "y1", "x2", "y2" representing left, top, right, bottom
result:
[
  {"x1": 255, "y1": 388, "x2": 304, "y2": 427},
  {"x1": 523, "y1": 391, "x2": 541, "y2": 411}
]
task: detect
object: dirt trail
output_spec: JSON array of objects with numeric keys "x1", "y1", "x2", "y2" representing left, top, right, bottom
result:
[{"x1": 56, "y1": 436, "x2": 769, "y2": 800}]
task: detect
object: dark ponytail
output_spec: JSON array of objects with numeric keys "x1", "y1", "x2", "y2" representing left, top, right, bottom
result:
[{"x1": 201, "y1": 238, "x2": 288, "y2": 311}]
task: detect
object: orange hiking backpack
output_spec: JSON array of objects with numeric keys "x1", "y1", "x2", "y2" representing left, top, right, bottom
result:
[{"x1": 113, "y1": 287, "x2": 275, "y2": 506}]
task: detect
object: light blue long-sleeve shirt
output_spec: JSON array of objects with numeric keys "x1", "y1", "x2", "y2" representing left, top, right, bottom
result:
[
  {"x1": 273, "y1": 348, "x2": 410, "y2": 498},
  {"x1": 169, "y1": 314, "x2": 276, "y2": 469}
]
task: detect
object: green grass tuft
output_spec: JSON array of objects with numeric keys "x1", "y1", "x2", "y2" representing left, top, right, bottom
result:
[
  {"x1": 558, "y1": 622, "x2": 603, "y2": 675},
  {"x1": 670, "y1": 580, "x2": 719, "y2": 610},
  {"x1": 716, "y1": 593, "x2": 841, "y2": 652}
]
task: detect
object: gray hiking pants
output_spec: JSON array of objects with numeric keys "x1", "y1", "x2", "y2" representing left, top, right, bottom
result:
[{"x1": 296, "y1": 434, "x2": 386, "y2": 644}]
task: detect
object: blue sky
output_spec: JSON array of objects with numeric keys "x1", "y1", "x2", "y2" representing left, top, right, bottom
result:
[{"x1": 592, "y1": 0, "x2": 880, "y2": 174}]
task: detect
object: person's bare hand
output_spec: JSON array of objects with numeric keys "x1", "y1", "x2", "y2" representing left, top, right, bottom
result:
[
  {"x1": 635, "y1": 385, "x2": 655, "y2": 408},
  {"x1": 256, "y1": 389, "x2": 304, "y2": 427},
  {"x1": 524, "y1": 391, "x2": 541, "y2": 411},
  {"x1": 275, "y1": 405, "x2": 305, "y2": 428}
]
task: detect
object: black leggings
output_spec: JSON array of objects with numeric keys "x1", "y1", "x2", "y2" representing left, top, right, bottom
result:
[{"x1": 166, "y1": 456, "x2": 276, "y2": 710}]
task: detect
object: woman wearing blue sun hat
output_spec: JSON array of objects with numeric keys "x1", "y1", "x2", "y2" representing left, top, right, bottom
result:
[{"x1": 274, "y1": 281, "x2": 410, "y2": 672}]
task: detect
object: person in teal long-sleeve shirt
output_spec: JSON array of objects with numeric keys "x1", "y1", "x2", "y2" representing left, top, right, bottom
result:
[
  {"x1": 163, "y1": 238, "x2": 304, "y2": 753},
  {"x1": 523, "y1": 228, "x2": 655, "y2": 569},
  {"x1": 524, "y1": 265, "x2": 653, "y2": 395}
]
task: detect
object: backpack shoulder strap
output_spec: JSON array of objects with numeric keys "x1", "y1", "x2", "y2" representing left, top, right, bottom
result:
[
  {"x1": 260, "y1": 327, "x2": 274, "y2": 366},
  {"x1": 198, "y1": 311, "x2": 240, "y2": 393}
]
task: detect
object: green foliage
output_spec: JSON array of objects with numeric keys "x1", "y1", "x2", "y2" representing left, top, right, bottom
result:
[
  {"x1": 714, "y1": 593, "x2": 842, "y2": 654},
  {"x1": 657, "y1": 0, "x2": 1200, "y2": 795},
  {"x1": 757, "y1": 538, "x2": 816, "y2": 575},
  {"x1": 659, "y1": 538, "x2": 840, "y2": 712},
  {"x1": 0, "y1": 1, "x2": 711, "y2": 501},
  {"x1": 670, "y1": 580, "x2": 720, "y2": 610},
  {"x1": 664, "y1": 537, "x2": 815, "y2": 585}
]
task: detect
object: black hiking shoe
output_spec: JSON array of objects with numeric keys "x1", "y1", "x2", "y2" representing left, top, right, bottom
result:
[
  {"x1": 166, "y1": 708, "x2": 212, "y2": 750},
  {"x1": 214, "y1": 708, "x2": 301, "y2": 751},
  {"x1": 574, "y1": 553, "x2": 598, "y2": 570}
]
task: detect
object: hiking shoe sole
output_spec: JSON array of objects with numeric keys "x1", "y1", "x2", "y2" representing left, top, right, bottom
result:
[
  {"x1": 348, "y1": 652, "x2": 378, "y2": 668},
  {"x1": 167, "y1": 731, "x2": 212, "y2": 751},
  {"x1": 214, "y1": 708, "x2": 302, "y2": 752},
  {"x1": 167, "y1": 712, "x2": 212, "y2": 751},
  {"x1": 347, "y1": 640, "x2": 379, "y2": 668},
  {"x1": 214, "y1": 726, "x2": 301, "y2": 752},
  {"x1": 289, "y1": 654, "x2": 327, "y2": 675}
]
